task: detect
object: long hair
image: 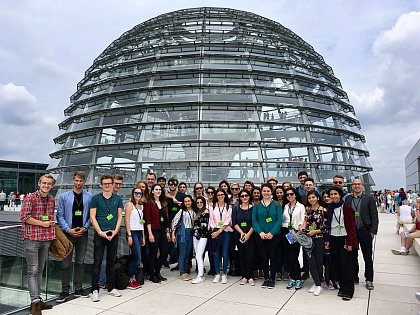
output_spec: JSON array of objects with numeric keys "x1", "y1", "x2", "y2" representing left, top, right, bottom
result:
[
  {"x1": 148, "y1": 183, "x2": 167, "y2": 207},
  {"x1": 305, "y1": 190, "x2": 326, "y2": 209},
  {"x1": 218, "y1": 180, "x2": 232, "y2": 195},
  {"x1": 273, "y1": 186, "x2": 286, "y2": 206},
  {"x1": 181, "y1": 195, "x2": 195, "y2": 211},
  {"x1": 238, "y1": 189, "x2": 252, "y2": 206},
  {"x1": 194, "y1": 195, "x2": 207, "y2": 220},
  {"x1": 213, "y1": 188, "x2": 230, "y2": 205},
  {"x1": 136, "y1": 180, "x2": 150, "y2": 200},
  {"x1": 193, "y1": 181, "x2": 205, "y2": 198},
  {"x1": 129, "y1": 187, "x2": 143, "y2": 205}
]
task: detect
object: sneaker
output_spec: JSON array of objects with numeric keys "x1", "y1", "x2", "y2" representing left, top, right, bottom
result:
[
  {"x1": 56, "y1": 292, "x2": 69, "y2": 303},
  {"x1": 366, "y1": 281, "x2": 374, "y2": 290},
  {"x1": 391, "y1": 249, "x2": 406, "y2": 255},
  {"x1": 221, "y1": 274, "x2": 228, "y2": 284},
  {"x1": 338, "y1": 291, "x2": 344, "y2": 297},
  {"x1": 328, "y1": 284, "x2": 335, "y2": 290},
  {"x1": 127, "y1": 279, "x2": 140, "y2": 289},
  {"x1": 108, "y1": 288, "x2": 122, "y2": 297},
  {"x1": 90, "y1": 290, "x2": 99, "y2": 302},
  {"x1": 286, "y1": 279, "x2": 295, "y2": 289},
  {"x1": 276, "y1": 272, "x2": 282, "y2": 281},
  {"x1": 191, "y1": 276, "x2": 204, "y2": 284},
  {"x1": 248, "y1": 278, "x2": 255, "y2": 286},
  {"x1": 308, "y1": 284, "x2": 316, "y2": 293},
  {"x1": 261, "y1": 279, "x2": 270, "y2": 288},
  {"x1": 415, "y1": 292, "x2": 420, "y2": 301},
  {"x1": 74, "y1": 289, "x2": 90, "y2": 298},
  {"x1": 313, "y1": 286, "x2": 322, "y2": 296},
  {"x1": 213, "y1": 275, "x2": 221, "y2": 283},
  {"x1": 39, "y1": 299, "x2": 53, "y2": 310},
  {"x1": 240, "y1": 278, "x2": 248, "y2": 285},
  {"x1": 180, "y1": 273, "x2": 190, "y2": 281},
  {"x1": 342, "y1": 295, "x2": 352, "y2": 301},
  {"x1": 267, "y1": 279, "x2": 275, "y2": 289},
  {"x1": 295, "y1": 280, "x2": 303, "y2": 290}
]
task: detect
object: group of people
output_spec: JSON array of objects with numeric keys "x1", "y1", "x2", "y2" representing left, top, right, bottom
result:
[
  {"x1": 0, "y1": 190, "x2": 25, "y2": 210},
  {"x1": 376, "y1": 188, "x2": 417, "y2": 213},
  {"x1": 20, "y1": 171, "x2": 380, "y2": 315}
]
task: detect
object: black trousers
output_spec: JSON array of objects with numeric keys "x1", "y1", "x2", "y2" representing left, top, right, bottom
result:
[
  {"x1": 256, "y1": 234, "x2": 281, "y2": 280},
  {"x1": 331, "y1": 236, "x2": 354, "y2": 298},
  {"x1": 235, "y1": 233, "x2": 256, "y2": 279},
  {"x1": 308, "y1": 237, "x2": 324, "y2": 286},
  {"x1": 284, "y1": 237, "x2": 301, "y2": 280},
  {"x1": 353, "y1": 228, "x2": 374, "y2": 282},
  {"x1": 148, "y1": 229, "x2": 168, "y2": 276},
  {"x1": 91, "y1": 233, "x2": 119, "y2": 292}
]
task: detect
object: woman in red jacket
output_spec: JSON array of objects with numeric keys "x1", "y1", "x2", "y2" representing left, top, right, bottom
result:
[
  {"x1": 326, "y1": 187, "x2": 358, "y2": 301},
  {"x1": 144, "y1": 184, "x2": 171, "y2": 283}
]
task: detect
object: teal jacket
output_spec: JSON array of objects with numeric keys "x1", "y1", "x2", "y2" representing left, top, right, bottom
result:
[{"x1": 252, "y1": 200, "x2": 283, "y2": 235}]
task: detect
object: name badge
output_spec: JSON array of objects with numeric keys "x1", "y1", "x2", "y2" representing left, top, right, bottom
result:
[
  {"x1": 42, "y1": 215, "x2": 49, "y2": 221},
  {"x1": 160, "y1": 216, "x2": 164, "y2": 222},
  {"x1": 172, "y1": 206, "x2": 178, "y2": 212},
  {"x1": 355, "y1": 211, "x2": 360, "y2": 217},
  {"x1": 240, "y1": 222, "x2": 247, "y2": 227},
  {"x1": 75, "y1": 210, "x2": 82, "y2": 217},
  {"x1": 218, "y1": 221, "x2": 224, "y2": 227},
  {"x1": 266, "y1": 217, "x2": 273, "y2": 223},
  {"x1": 309, "y1": 226, "x2": 314, "y2": 231},
  {"x1": 288, "y1": 221, "x2": 294, "y2": 227},
  {"x1": 337, "y1": 225, "x2": 344, "y2": 230},
  {"x1": 106, "y1": 214, "x2": 113, "y2": 221},
  {"x1": 140, "y1": 219, "x2": 145, "y2": 224}
]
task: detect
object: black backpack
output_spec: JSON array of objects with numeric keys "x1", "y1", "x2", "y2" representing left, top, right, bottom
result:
[{"x1": 114, "y1": 255, "x2": 129, "y2": 290}]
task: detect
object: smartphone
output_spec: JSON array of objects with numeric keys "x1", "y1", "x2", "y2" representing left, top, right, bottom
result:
[{"x1": 106, "y1": 231, "x2": 113, "y2": 237}]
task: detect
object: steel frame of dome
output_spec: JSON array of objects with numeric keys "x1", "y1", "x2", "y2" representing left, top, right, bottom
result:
[{"x1": 48, "y1": 7, "x2": 373, "y2": 196}]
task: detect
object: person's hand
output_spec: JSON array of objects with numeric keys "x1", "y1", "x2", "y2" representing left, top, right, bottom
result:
[
  {"x1": 265, "y1": 232, "x2": 273, "y2": 240},
  {"x1": 259, "y1": 232, "x2": 266, "y2": 239},
  {"x1": 243, "y1": 234, "x2": 249, "y2": 243},
  {"x1": 67, "y1": 228, "x2": 80, "y2": 237},
  {"x1": 344, "y1": 244, "x2": 352, "y2": 251},
  {"x1": 141, "y1": 237, "x2": 146, "y2": 246},
  {"x1": 42, "y1": 221, "x2": 51, "y2": 228},
  {"x1": 211, "y1": 231, "x2": 219, "y2": 239},
  {"x1": 149, "y1": 234, "x2": 155, "y2": 243},
  {"x1": 100, "y1": 230, "x2": 109, "y2": 239},
  {"x1": 108, "y1": 230, "x2": 116, "y2": 241},
  {"x1": 324, "y1": 242, "x2": 330, "y2": 249},
  {"x1": 171, "y1": 234, "x2": 176, "y2": 243},
  {"x1": 166, "y1": 232, "x2": 171, "y2": 242},
  {"x1": 371, "y1": 233, "x2": 375, "y2": 239},
  {"x1": 308, "y1": 230, "x2": 316, "y2": 237},
  {"x1": 127, "y1": 236, "x2": 133, "y2": 246}
]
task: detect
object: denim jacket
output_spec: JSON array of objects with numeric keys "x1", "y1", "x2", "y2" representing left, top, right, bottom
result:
[{"x1": 56, "y1": 190, "x2": 92, "y2": 232}]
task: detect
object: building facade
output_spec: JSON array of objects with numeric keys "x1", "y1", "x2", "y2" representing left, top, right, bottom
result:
[
  {"x1": 48, "y1": 7, "x2": 373, "y2": 197},
  {"x1": 405, "y1": 139, "x2": 420, "y2": 191}
]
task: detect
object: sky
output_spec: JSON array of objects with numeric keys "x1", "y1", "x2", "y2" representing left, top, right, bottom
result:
[{"x1": 1, "y1": 0, "x2": 419, "y2": 190}]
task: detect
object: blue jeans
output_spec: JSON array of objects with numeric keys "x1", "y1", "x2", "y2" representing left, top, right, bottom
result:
[
  {"x1": 23, "y1": 239, "x2": 51, "y2": 302},
  {"x1": 214, "y1": 231, "x2": 230, "y2": 274},
  {"x1": 177, "y1": 228, "x2": 193, "y2": 275},
  {"x1": 128, "y1": 230, "x2": 143, "y2": 277}
]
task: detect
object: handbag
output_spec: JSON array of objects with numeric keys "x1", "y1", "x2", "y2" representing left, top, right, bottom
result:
[{"x1": 49, "y1": 225, "x2": 74, "y2": 259}]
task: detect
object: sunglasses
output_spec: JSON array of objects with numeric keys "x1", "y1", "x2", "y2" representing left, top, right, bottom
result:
[
  {"x1": 195, "y1": 187, "x2": 203, "y2": 190},
  {"x1": 207, "y1": 191, "x2": 214, "y2": 194},
  {"x1": 217, "y1": 194, "x2": 225, "y2": 197},
  {"x1": 240, "y1": 195, "x2": 249, "y2": 198},
  {"x1": 169, "y1": 183, "x2": 176, "y2": 186},
  {"x1": 232, "y1": 187, "x2": 240, "y2": 190},
  {"x1": 334, "y1": 181, "x2": 343, "y2": 184},
  {"x1": 286, "y1": 193, "x2": 295, "y2": 196},
  {"x1": 134, "y1": 192, "x2": 143, "y2": 196},
  {"x1": 196, "y1": 201, "x2": 203, "y2": 204}
]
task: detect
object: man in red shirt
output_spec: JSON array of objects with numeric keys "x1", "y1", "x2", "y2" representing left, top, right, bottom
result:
[{"x1": 20, "y1": 174, "x2": 56, "y2": 315}]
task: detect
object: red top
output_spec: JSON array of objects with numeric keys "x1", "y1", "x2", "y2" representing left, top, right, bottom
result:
[
  {"x1": 20, "y1": 191, "x2": 56, "y2": 241},
  {"x1": 144, "y1": 200, "x2": 170, "y2": 230}
]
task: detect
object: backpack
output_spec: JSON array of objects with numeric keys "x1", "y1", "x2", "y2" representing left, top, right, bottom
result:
[{"x1": 114, "y1": 256, "x2": 129, "y2": 290}]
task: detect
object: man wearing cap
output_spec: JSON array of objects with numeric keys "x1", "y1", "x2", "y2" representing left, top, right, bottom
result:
[
  {"x1": 267, "y1": 176, "x2": 278, "y2": 189},
  {"x1": 345, "y1": 178, "x2": 378, "y2": 290}
]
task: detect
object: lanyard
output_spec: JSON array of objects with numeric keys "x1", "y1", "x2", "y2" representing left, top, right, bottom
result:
[
  {"x1": 288, "y1": 203, "x2": 296, "y2": 226},
  {"x1": 134, "y1": 203, "x2": 143, "y2": 221},
  {"x1": 216, "y1": 204, "x2": 226, "y2": 221},
  {"x1": 352, "y1": 196, "x2": 362, "y2": 212},
  {"x1": 102, "y1": 194, "x2": 112, "y2": 215},
  {"x1": 333, "y1": 205, "x2": 343, "y2": 225},
  {"x1": 74, "y1": 192, "x2": 83, "y2": 210},
  {"x1": 261, "y1": 200, "x2": 272, "y2": 219}
]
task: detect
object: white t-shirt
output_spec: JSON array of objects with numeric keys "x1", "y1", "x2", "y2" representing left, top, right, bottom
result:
[
  {"x1": 399, "y1": 205, "x2": 413, "y2": 222},
  {"x1": 128, "y1": 203, "x2": 144, "y2": 231}
]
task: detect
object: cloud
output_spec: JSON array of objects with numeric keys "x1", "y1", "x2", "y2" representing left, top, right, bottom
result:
[
  {"x1": 350, "y1": 11, "x2": 420, "y2": 126},
  {"x1": 0, "y1": 83, "x2": 40, "y2": 125}
]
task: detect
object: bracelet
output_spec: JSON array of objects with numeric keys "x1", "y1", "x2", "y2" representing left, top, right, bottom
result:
[{"x1": 127, "y1": 235, "x2": 132, "y2": 238}]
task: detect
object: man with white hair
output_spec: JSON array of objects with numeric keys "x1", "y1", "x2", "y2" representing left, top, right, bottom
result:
[{"x1": 396, "y1": 199, "x2": 414, "y2": 234}]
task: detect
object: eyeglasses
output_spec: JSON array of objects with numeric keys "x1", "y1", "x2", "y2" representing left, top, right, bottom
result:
[
  {"x1": 232, "y1": 187, "x2": 240, "y2": 190},
  {"x1": 334, "y1": 181, "x2": 343, "y2": 184},
  {"x1": 195, "y1": 187, "x2": 203, "y2": 190},
  {"x1": 217, "y1": 194, "x2": 225, "y2": 197},
  {"x1": 114, "y1": 182, "x2": 122, "y2": 186},
  {"x1": 286, "y1": 193, "x2": 295, "y2": 196},
  {"x1": 207, "y1": 191, "x2": 214, "y2": 194},
  {"x1": 240, "y1": 195, "x2": 249, "y2": 198},
  {"x1": 169, "y1": 183, "x2": 176, "y2": 186},
  {"x1": 196, "y1": 201, "x2": 203, "y2": 204},
  {"x1": 134, "y1": 192, "x2": 143, "y2": 196}
]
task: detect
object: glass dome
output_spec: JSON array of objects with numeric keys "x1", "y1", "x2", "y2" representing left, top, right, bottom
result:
[{"x1": 48, "y1": 7, "x2": 373, "y2": 196}]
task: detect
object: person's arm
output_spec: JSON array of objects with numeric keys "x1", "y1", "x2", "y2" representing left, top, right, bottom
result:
[
  {"x1": 56, "y1": 193, "x2": 71, "y2": 232},
  {"x1": 83, "y1": 192, "x2": 92, "y2": 230},
  {"x1": 269, "y1": 203, "x2": 283, "y2": 235},
  {"x1": 113, "y1": 206, "x2": 123, "y2": 237},
  {"x1": 21, "y1": 194, "x2": 51, "y2": 228},
  {"x1": 90, "y1": 207, "x2": 107, "y2": 238},
  {"x1": 252, "y1": 203, "x2": 264, "y2": 238},
  {"x1": 369, "y1": 196, "x2": 379, "y2": 237},
  {"x1": 125, "y1": 202, "x2": 133, "y2": 246}
]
